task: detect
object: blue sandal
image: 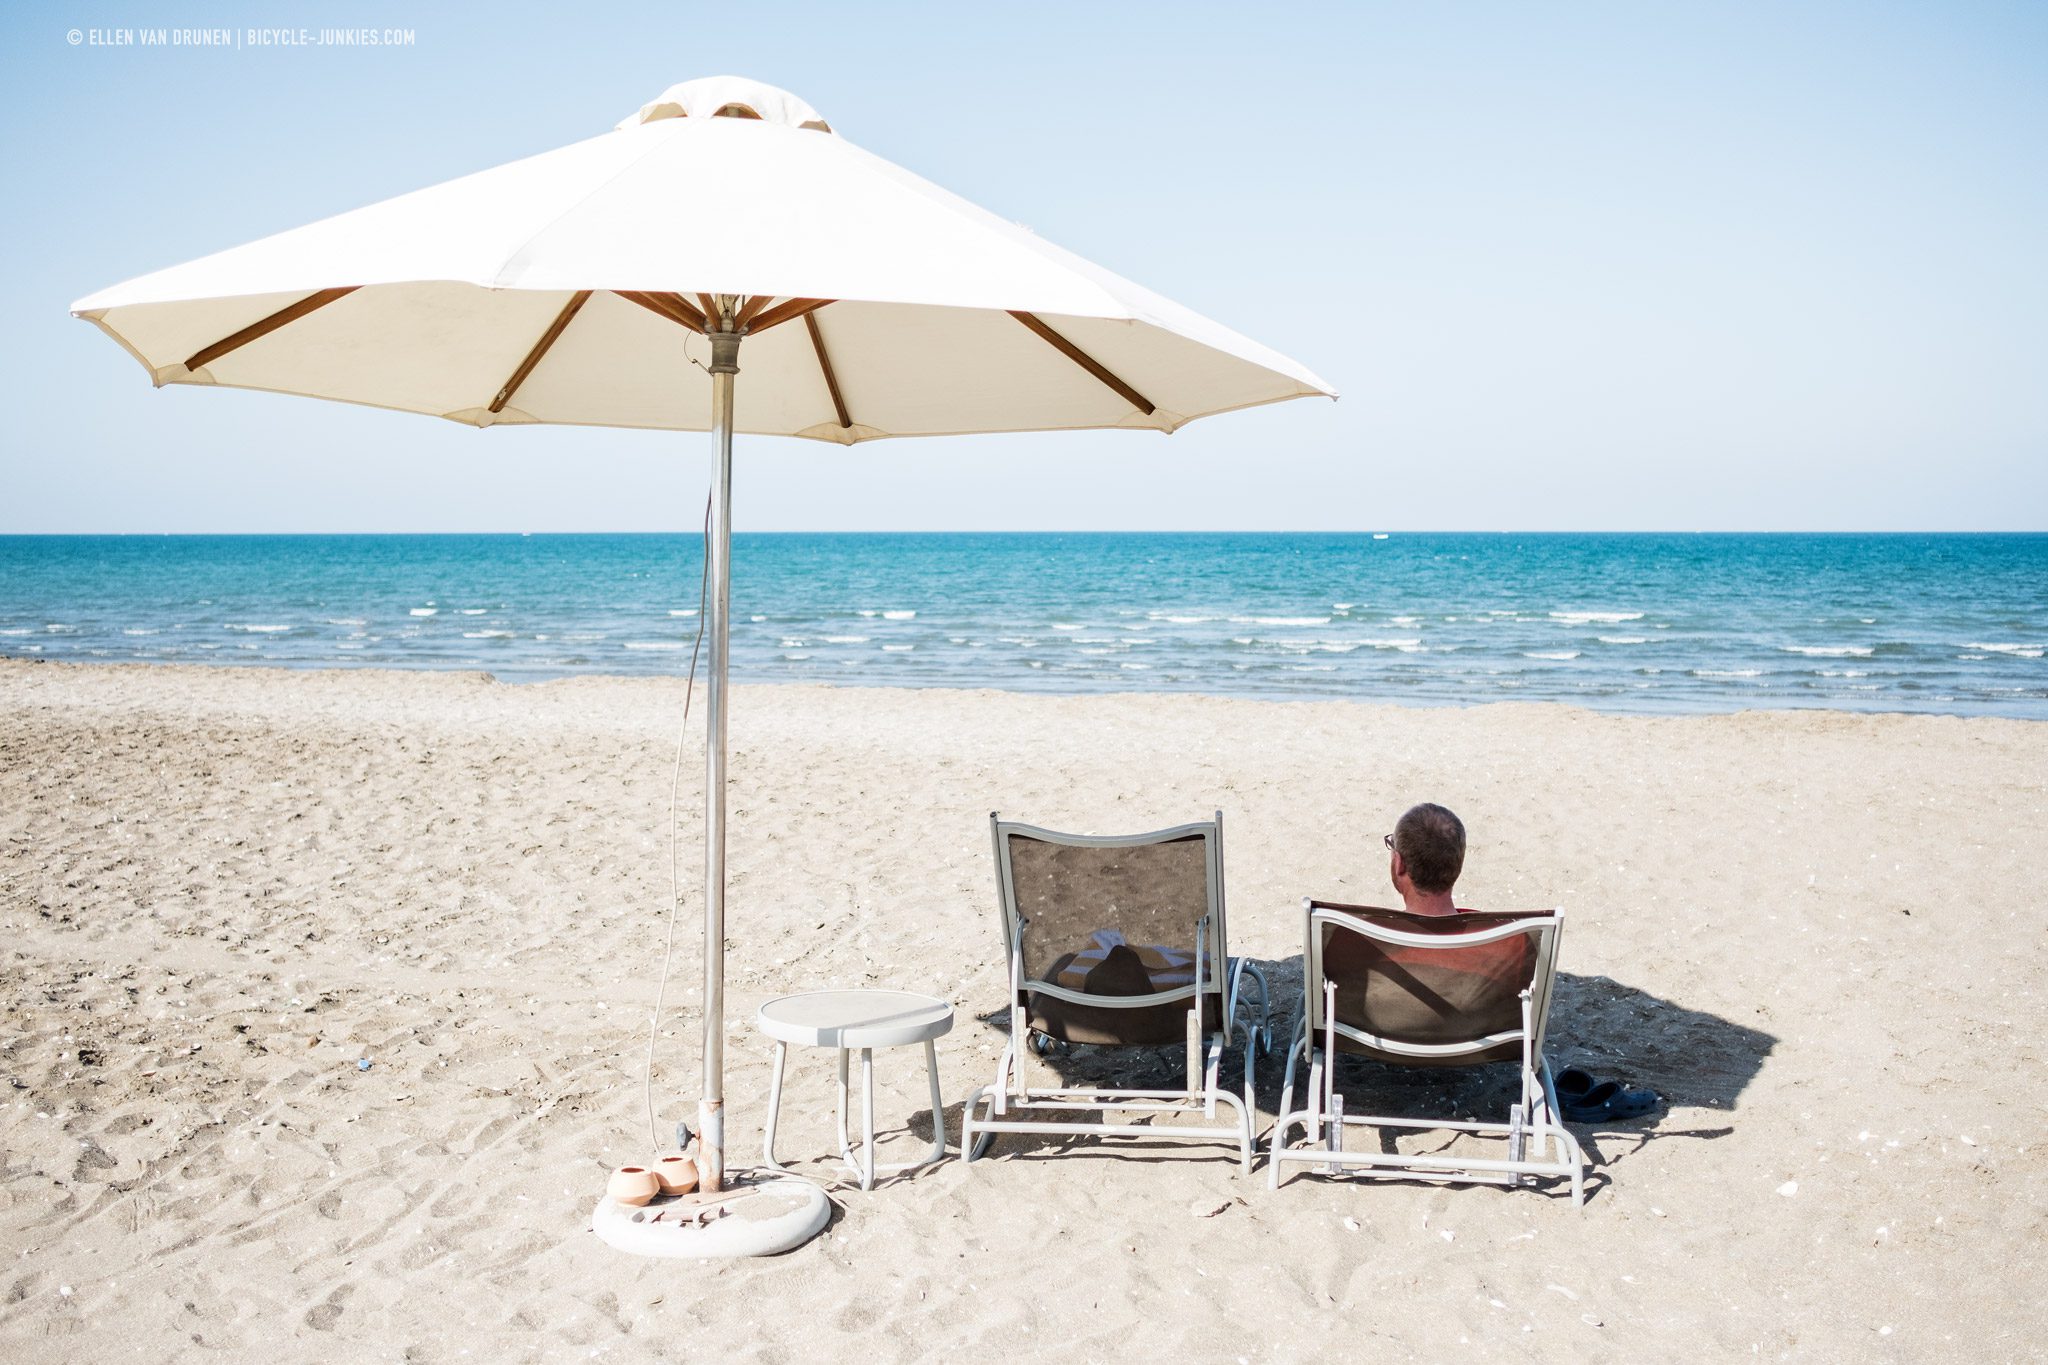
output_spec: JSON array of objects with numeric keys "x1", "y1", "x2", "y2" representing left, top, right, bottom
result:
[
  {"x1": 1561, "y1": 1078, "x2": 1660, "y2": 1123},
  {"x1": 1554, "y1": 1067, "x2": 1600, "y2": 1102}
]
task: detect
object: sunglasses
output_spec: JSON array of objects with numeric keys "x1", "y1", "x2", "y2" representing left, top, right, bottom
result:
[{"x1": 1383, "y1": 833, "x2": 1395, "y2": 852}]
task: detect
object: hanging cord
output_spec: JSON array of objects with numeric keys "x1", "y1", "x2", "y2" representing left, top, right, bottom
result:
[{"x1": 644, "y1": 487, "x2": 714, "y2": 1152}]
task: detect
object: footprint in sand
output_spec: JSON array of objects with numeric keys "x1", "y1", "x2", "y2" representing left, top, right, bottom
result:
[{"x1": 303, "y1": 1284, "x2": 353, "y2": 1332}]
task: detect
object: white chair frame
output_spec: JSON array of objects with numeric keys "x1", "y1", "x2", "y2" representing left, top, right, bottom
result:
[
  {"x1": 961, "y1": 813, "x2": 1271, "y2": 1173},
  {"x1": 1268, "y1": 900, "x2": 1586, "y2": 1205}
]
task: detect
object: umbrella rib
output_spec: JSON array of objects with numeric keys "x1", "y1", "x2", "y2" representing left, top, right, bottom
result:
[
  {"x1": 615, "y1": 291, "x2": 708, "y2": 333},
  {"x1": 183, "y1": 287, "x2": 359, "y2": 372},
  {"x1": 803, "y1": 311, "x2": 852, "y2": 430},
  {"x1": 733, "y1": 295, "x2": 775, "y2": 329},
  {"x1": 488, "y1": 290, "x2": 592, "y2": 415},
  {"x1": 746, "y1": 297, "x2": 832, "y2": 335},
  {"x1": 1008, "y1": 311, "x2": 1155, "y2": 416},
  {"x1": 696, "y1": 293, "x2": 724, "y2": 327}
]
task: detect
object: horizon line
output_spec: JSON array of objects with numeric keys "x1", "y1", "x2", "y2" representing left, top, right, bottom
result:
[{"x1": 2, "y1": 528, "x2": 2045, "y2": 538}]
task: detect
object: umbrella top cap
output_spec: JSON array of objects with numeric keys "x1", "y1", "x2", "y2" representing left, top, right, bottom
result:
[{"x1": 617, "y1": 76, "x2": 833, "y2": 135}]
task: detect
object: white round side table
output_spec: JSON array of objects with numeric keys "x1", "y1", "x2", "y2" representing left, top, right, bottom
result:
[{"x1": 756, "y1": 989, "x2": 954, "y2": 1191}]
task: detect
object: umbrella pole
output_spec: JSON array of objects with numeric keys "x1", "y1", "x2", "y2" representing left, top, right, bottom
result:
[
  {"x1": 602, "y1": 321, "x2": 834, "y2": 1251},
  {"x1": 700, "y1": 320, "x2": 740, "y2": 1194}
]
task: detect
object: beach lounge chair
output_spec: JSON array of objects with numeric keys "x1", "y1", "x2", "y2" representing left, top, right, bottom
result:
[
  {"x1": 1267, "y1": 899, "x2": 1587, "y2": 1204},
  {"x1": 961, "y1": 813, "x2": 1271, "y2": 1172}
]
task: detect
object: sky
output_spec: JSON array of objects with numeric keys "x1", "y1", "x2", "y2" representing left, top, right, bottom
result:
[{"x1": 1, "y1": 1, "x2": 2043, "y2": 532}]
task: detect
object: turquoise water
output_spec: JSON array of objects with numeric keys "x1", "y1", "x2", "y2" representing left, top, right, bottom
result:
[{"x1": 1, "y1": 533, "x2": 2042, "y2": 716}]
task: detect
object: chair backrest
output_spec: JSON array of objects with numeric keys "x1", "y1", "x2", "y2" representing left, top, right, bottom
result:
[
  {"x1": 991, "y1": 813, "x2": 1230, "y2": 1045},
  {"x1": 1304, "y1": 899, "x2": 1564, "y2": 1066}
]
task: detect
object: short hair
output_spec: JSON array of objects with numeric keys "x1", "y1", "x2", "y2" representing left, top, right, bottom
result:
[{"x1": 1393, "y1": 803, "x2": 1466, "y2": 894}]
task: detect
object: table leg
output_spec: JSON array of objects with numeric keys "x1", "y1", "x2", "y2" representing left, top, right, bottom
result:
[
  {"x1": 762, "y1": 1041, "x2": 790, "y2": 1172},
  {"x1": 861, "y1": 1048, "x2": 877, "y2": 1191},
  {"x1": 922, "y1": 1037, "x2": 946, "y2": 1165},
  {"x1": 835, "y1": 1046, "x2": 867, "y2": 1185},
  {"x1": 836, "y1": 1047, "x2": 851, "y2": 1156}
]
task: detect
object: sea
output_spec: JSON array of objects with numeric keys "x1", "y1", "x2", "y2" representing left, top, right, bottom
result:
[{"x1": 1, "y1": 533, "x2": 2042, "y2": 718}]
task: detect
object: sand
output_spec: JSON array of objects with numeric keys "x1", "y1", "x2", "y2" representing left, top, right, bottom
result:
[{"x1": 1, "y1": 659, "x2": 2043, "y2": 1362}]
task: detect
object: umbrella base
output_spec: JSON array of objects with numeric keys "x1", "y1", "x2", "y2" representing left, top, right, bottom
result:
[{"x1": 591, "y1": 1170, "x2": 830, "y2": 1259}]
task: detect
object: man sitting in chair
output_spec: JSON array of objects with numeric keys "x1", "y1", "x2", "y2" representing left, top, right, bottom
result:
[
  {"x1": 1382, "y1": 800, "x2": 1659, "y2": 1121},
  {"x1": 1385, "y1": 802, "x2": 1468, "y2": 917}
]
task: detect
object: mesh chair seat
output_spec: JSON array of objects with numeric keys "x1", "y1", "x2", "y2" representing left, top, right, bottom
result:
[
  {"x1": 1004, "y1": 829, "x2": 1227, "y2": 1047},
  {"x1": 1317, "y1": 905, "x2": 1539, "y2": 1066}
]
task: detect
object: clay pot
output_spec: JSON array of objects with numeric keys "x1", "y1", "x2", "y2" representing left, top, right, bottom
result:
[
  {"x1": 654, "y1": 1155, "x2": 698, "y2": 1196},
  {"x1": 606, "y1": 1165, "x2": 661, "y2": 1207}
]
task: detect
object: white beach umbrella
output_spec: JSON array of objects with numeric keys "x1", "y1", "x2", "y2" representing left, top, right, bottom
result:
[{"x1": 72, "y1": 75, "x2": 1335, "y2": 1250}]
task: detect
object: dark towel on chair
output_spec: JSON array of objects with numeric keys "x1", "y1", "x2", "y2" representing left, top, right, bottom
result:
[{"x1": 1082, "y1": 943, "x2": 1155, "y2": 997}]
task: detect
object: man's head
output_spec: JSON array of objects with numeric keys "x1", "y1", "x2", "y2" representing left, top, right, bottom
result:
[{"x1": 1389, "y1": 803, "x2": 1466, "y2": 899}]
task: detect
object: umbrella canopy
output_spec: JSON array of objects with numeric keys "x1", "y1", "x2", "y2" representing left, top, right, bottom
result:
[
  {"x1": 72, "y1": 76, "x2": 1331, "y2": 442},
  {"x1": 71, "y1": 77, "x2": 1335, "y2": 1237}
]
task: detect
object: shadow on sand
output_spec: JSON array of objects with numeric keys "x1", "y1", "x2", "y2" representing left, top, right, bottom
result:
[{"x1": 946, "y1": 958, "x2": 1778, "y2": 1195}]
